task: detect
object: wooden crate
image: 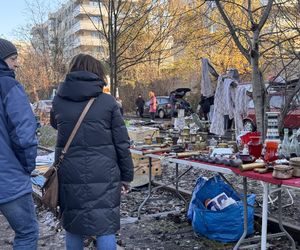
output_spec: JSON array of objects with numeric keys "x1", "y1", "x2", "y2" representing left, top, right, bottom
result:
[
  {"x1": 128, "y1": 126, "x2": 159, "y2": 142},
  {"x1": 134, "y1": 161, "x2": 161, "y2": 177},
  {"x1": 132, "y1": 154, "x2": 160, "y2": 166}
]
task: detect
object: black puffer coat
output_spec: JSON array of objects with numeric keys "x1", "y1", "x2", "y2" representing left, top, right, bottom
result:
[{"x1": 50, "y1": 71, "x2": 134, "y2": 236}]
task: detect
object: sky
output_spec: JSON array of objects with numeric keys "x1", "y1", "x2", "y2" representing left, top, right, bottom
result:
[
  {"x1": 0, "y1": 1, "x2": 29, "y2": 39},
  {"x1": 0, "y1": 0, "x2": 63, "y2": 40}
]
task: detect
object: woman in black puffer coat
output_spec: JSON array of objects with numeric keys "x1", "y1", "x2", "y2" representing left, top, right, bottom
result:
[{"x1": 50, "y1": 54, "x2": 134, "y2": 250}]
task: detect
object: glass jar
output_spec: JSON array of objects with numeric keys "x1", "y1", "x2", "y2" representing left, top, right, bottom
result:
[
  {"x1": 248, "y1": 136, "x2": 262, "y2": 158},
  {"x1": 281, "y1": 128, "x2": 290, "y2": 158},
  {"x1": 289, "y1": 129, "x2": 300, "y2": 157}
]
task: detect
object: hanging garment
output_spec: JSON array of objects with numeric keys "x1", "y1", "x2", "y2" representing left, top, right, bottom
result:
[
  {"x1": 234, "y1": 85, "x2": 251, "y2": 136},
  {"x1": 210, "y1": 77, "x2": 235, "y2": 136},
  {"x1": 200, "y1": 58, "x2": 219, "y2": 98}
]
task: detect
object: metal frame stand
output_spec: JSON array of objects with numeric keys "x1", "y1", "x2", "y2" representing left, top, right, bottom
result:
[
  {"x1": 260, "y1": 183, "x2": 296, "y2": 250},
  {"x1": 261, "y1": 182, "x2": 269, "y2": 250},
  {"x1": 234, "y1": 177, "x2": 248, "y2": 250},
  {"x1": 257, "y1": 181, "x2": 294, "y2": 209},
  {"x1": 138, "y1": 157, "x2": 152, "y2": 219},
  {"x1": 137, "y1": 158, "x2": 189, "y2": 219},
  {"x1": 175, "y1": 163, "x2": 191, "y2": 209},
  {"x1": 275, "y1": 185, "x2": 295, "y2": 250}
]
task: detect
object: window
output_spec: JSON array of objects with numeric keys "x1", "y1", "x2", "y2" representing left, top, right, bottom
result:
[
  {"x1": 91, "y1": 31, "x2": 100, "y2": 38},
  {"x1": 269, "y1": 95, "x2": 284, "y2": 108},
  {"x1": 90, "y1": 16, "x2": 101, "y2": 24},
  {"x1": 90, "y1": 1, "x2": 100, "y2": 7}
]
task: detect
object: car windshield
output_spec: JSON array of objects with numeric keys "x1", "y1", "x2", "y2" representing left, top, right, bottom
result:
[
  {"x1": 269, "y1": 95, "x2": 284, "y2": 108},
  {"x1": 248, "y1": 95, "x2": 284, "y2": 109},
  {"x1": 159, "y1": 98, "x2": 169, "y2": 104}
]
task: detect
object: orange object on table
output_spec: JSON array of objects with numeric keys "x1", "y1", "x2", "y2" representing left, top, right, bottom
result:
[{"x1": 264, "y1": 140, "x2": 279, "y2": 162}]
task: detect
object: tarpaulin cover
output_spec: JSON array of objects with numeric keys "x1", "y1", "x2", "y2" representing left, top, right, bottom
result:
[{"x1": 187, "y1": 175, "x2": 255, "y2": 242}]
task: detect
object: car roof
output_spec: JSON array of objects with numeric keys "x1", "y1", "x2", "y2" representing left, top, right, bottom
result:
[{"x1": 156, "y1": 96, "x2": 169, "y2": 99}]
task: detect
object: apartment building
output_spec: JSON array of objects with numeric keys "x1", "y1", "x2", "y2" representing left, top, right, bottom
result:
[{"x1": 45, "y1": 0, "x2": 108, "y2": 60}]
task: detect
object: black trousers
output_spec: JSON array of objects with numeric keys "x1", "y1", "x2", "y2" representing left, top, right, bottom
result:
[
  {"x1": 150, "y1": 112, "x2": 155, "y2": 120},
  {"x1": 138, "y1": 107, "x2": 144, "y2": 117}
]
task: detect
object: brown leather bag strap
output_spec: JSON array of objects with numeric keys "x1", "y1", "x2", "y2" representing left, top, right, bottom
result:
[{"x1": 58, "y1": 97, "x2": 96, "y2": 162}]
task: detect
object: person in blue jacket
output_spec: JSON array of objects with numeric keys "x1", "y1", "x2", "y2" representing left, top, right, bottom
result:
[{"x1": 0, "y1": 38, "x2": 39, "y2": 249}]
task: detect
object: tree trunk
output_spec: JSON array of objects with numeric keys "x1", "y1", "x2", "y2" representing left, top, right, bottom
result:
[
  {"x1": 112, "y1": 8, "x2": 118, "y2": 98},
  {"x1": 251, "y1": 30, "x2": 266, "y2": 138}
]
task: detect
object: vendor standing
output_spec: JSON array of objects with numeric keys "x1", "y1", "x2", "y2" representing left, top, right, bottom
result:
[
  {"x1": 198, "y1": 95, "x2": 213, "y2": 121},
  {"x1": 135, "y1": 94, "x2": 145, "y2": 117},
  {"x1": 169, "y1": 91, "x2": 177, "y2": 118},
  {"x1": 149, "y1": 91, "x2": 157, "y2": 120}
]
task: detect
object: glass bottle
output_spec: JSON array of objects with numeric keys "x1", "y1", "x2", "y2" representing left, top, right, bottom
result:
[
  {"x1": 289, "y1": 129, "x2": 300, "y2": 157},
  {"x1": 281, "y1": 128, "x2": 290, "y2": 158}
]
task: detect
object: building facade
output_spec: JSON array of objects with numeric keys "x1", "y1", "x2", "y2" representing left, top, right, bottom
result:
[{"x1": 45, "y1": 0, "x2": 108, "y2": 60}]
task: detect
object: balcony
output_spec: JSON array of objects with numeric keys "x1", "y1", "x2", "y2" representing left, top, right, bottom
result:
[
  {"x1": 70, "y1": 19, "x2": 103, "y2": 34},
  {"x1": 73, "y1": 4, "x2": 108, "y2": 18},
  {"x1": 72, "y1": 36, "x2": 107, "y2": 48}
]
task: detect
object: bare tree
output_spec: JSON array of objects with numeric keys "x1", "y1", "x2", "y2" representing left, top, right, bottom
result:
[
  {"x1": 81, "y1": 0, "x2": 186, "y2": 96},
  {"x1": 16, "y1": 0, "x2": 67, "y2": 101},
  {"x1": 211, "y1": 0, "x2": 300, "y2": 136}
]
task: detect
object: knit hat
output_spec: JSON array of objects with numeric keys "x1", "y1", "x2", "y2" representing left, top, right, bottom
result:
[{"x1": 0, "y1": 39, "x2": 18, "y2": 60}]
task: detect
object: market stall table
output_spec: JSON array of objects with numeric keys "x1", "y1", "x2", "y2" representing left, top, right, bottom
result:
[
  {"x1": 130, "y1": 147, "x2": 299, "y2": 249},
  {"x1": 231, "y1": 169, "x2": 300, "y2": 250},
  {"x1": 167, "y1": 157, "x2": 298, "y2": 250},
  {"x1": 130, "y1": 149, "x2": 249, "y2": 250}
]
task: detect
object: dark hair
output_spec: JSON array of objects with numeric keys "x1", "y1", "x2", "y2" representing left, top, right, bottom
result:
[{"x1": 68, "y1": 53, "x2": 107, "y2": 83}]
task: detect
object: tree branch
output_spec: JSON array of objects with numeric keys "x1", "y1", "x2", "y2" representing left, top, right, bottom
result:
[
  {"x1": 214, "y1": 0, "x2": 250, "y2": 62},
  {"x1": 257, "y1": 0, "x2": 274, "y2": 31}
]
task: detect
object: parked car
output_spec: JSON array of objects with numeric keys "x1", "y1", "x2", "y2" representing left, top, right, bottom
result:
[
  {"x1": 244, "y1": 91, "x2": 300, "y2": 131},
  {"x1": 141, "y1": 88, "x2": 193, "y2": 119},
  {"x1": 143, "y1": 96, "x2": 173, "y2": 118},
  {"x1": 173, "y1": 88, "x2": 193, "y2": 116}
]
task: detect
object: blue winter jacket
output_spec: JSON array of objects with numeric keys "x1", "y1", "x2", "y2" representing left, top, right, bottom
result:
[{"x1": 0, "y1": 59, "x2": 37, "y2": 204}]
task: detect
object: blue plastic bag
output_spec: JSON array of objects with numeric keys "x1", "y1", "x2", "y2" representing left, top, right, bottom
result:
[{"x1": 188, "y1": 175, "x2": 255, "y2": 243}]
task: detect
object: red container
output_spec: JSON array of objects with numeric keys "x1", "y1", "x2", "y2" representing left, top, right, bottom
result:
[
  {"x1": 240, "y1": 132, "x2": 261, "y2": 145},
  {"x1": 264, "y1": 140, "x2": 279, "y2": 162},
  {"x1": 248, "y1": 136, "x2": 262, "y2": 159}
]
